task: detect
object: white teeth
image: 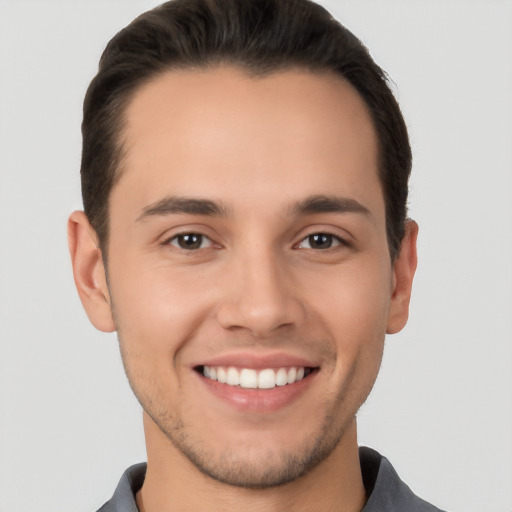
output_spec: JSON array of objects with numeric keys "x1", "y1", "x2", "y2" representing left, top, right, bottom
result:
[
  {"x1": 275, "y1": 368, "x2": 288, "y2": 386},
  {"x1": 240, "y1": 369, "x2": 258, "y2": 389},
  {"x1": 217, "y1": 367, "x2": 227, "y2": 383},
  {"x1": 226, "y1": 367, "x2": 240, "y2": 386},
  {"x1": 287, "y1": 367, "x2": 297, "y2": 384},
  {"x1": 258, "y1": 369, "x2": 276, "y2": 389},
  {"x1": 202, "y1": 365, "x2": 309, "y2": 389}
]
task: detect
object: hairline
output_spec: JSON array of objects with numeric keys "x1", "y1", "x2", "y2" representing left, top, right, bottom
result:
[{"x1": 99, "y1": 60, "x2": 395, "y2": 260}]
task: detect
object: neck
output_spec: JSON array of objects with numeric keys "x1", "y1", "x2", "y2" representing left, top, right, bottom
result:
[{"x1": 136, "y1": 413, "x2": 367, "y2": 512}]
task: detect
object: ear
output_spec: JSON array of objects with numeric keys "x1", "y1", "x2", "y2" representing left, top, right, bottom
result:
[
  {"x1": 386, "y1": 220, "x2": 419, "y2": 334},
  {"x1": 68, "y1": 211, "x2": 116, "y2": 332}
]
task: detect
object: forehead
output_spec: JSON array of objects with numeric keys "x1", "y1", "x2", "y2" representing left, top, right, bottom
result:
[{"x1": 115, "y1": 66, "x2": 381, "y2": 215}]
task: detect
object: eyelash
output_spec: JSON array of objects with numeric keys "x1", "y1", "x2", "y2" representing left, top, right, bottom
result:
[
  {"x1": 166, "y1": 233, "x2": 214, "y2": 251},
  {"x1": 163, "y1": 231, "x2": 349, "y2": 252},
  {"x1": 296, "y1": 232, "x2": 349, "y2": 251}
]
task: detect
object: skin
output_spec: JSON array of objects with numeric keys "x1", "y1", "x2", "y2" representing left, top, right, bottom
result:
[{"x1": 69, "y1": 66, "x2": 418, "y2": 512}]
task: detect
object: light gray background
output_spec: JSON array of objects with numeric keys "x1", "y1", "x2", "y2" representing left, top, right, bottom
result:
[{"x1": 1, "y1": 1, "x2": 511, "y2": 511}]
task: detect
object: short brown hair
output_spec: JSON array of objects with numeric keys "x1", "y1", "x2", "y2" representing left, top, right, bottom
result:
[{"x1": 81, "y1": 0, "x2": 411, "y2": 258}]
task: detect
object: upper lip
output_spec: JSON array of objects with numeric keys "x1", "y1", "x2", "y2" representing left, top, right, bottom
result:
[{"x1": 193, "y1": 351, "x2": 320, "y2": 370}]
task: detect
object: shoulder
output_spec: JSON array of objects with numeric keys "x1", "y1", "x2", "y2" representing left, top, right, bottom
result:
[
  {"x1": 95, "y1": 451, "x2": 446, "y2": 512},
  {"x1": 360, "y1": 447, "x2": 446, "y2": 512},
  {"x1": 95, "y1": 463, "x2": 147, "y2": 512}
]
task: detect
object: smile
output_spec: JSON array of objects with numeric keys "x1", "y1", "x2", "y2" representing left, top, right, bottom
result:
[{"x1": 200, "y1": 366, "x2": 314, "y2": 389}]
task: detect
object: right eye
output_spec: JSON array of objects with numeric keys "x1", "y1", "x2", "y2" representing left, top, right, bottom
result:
[{"x1": 167, "y1": 233, "x2": 214, "y2": 251}]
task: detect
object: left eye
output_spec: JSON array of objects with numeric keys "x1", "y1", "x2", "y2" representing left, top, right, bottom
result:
[
  {"x1": 298, "y1": 233, "x2": 344, "y2": 250},
  {"x1": 168, "y1": 233, "x2": 213, "y2": 250}
]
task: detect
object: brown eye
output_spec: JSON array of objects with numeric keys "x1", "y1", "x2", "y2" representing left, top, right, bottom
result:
[
  {"x1": 308, "y1": 234, "x2": 333, "y2": 249},
  {"x1": 169, "y1": 233, "x2": 211, "y2": 250},
  {"x1": 298, "y1": 233, "x2": 345, "y2": 250}
]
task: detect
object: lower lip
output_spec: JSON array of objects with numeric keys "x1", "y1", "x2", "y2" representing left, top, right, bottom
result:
[{"x1": 197, "y1": 371, "x2": 316, "y2": 413}]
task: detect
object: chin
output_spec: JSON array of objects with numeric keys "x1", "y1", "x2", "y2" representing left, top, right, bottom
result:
[{"x1": 153, "y1": 406, "x2": 351, "y2": 489}]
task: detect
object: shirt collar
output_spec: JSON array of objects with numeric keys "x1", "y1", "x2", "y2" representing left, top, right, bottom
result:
[{"x1": 97, "y1": 447, "x2": 442, "y2": 512}]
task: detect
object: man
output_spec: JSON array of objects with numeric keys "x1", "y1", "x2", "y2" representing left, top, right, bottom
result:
[{"x1": 68, "y1": 0, "x2": 443, "y2": 510}]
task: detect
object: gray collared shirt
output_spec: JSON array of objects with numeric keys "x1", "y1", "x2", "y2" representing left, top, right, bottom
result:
[{"x1": 96, "y1": 447, "x2": 446, "y2": 511}]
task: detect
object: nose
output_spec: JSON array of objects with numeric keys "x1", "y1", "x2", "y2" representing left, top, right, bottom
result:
[{"x1": 216, "y1": 249, "x2": 306, "y2": 338}]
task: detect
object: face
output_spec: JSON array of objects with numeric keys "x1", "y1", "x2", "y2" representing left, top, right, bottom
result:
[{"x1": 70, "y1": 66, "x2": 417, "y2": 488}]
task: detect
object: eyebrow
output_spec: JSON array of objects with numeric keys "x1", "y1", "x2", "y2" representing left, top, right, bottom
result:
[
  {"x1": 137, "y1": 194, "x2": 370, "y2": 221},
  {"x1": 290, "y1": 194, "x2": 371, "y2": 217},
  {"x1": 137, "y1": 196, "x2": 229, "y2": 221}
]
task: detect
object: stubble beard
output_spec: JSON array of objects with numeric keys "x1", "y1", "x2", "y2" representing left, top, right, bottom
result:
[
  {"x1": 124, "y1": 359, "x2": 372, "y2": 489},
  {"x1": 113, "y1": 313, "x2": 381, "y2": 489},
  {"x1": 145, "y1": 400, "x2": 353, "y2": 489}
]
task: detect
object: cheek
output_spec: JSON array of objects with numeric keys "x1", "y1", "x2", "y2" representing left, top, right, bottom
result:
[
  {"x1": 108, "y1": 265, "x2": 210, "y2": 410},
  {"x1": 304, "y1": 257, "x2": 391, "y2": 393},
  {"x1": 108, "y1": 260, "x2": 216, "y2": 357},
  {"x1": 307, "y1": 259, "x2": 392, "y2": 337}
]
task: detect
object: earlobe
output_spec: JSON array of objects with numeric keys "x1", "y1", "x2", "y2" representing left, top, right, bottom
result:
[
  {"x1": 68, "y1": 211, "x2": 116, "y2": 333},
  {"x1": 386, "y1": 220, "x2": 419, "y2": 335}
]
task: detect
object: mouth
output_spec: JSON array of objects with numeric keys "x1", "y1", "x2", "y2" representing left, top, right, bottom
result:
[
  {"x1": 193, "y1": 353, "x2": 320, "y2": 412},
  {"x1": 195, "y1": 365, "x2": 317, "y2": 389}
]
